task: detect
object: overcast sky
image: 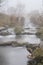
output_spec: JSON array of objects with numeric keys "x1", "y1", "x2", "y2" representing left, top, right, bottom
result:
[{"x1": 0, "y1": 0, "x2": 42, "y2": 14}]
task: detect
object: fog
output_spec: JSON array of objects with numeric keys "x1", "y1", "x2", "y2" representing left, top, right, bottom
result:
[{"x1": 0, "y1": 0, "x2": 42, "y2": 14}]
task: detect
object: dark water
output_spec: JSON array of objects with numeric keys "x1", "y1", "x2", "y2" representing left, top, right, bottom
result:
[{"x1": 0, "y1": 46, "x2": 29, "y2": 65}]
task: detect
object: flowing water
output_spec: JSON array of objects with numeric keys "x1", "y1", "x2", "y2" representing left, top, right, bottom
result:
[
  {"x1": 0, "y1": 1, "x2": 43, "y2": 65},
  {"x1": 0, "y1": 20, "x2": 41, "y2": 65},
  {"x1": 0, "y1": 4, "x2": 41, "y2": 65},
  {"x1": 0, "y1": 19, "x2": 40, "y2": 44}
]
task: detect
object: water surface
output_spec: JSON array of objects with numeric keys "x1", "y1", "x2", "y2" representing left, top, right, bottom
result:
[{"x1": 0, "y1": 46, "x2": 29, "y2": 65}]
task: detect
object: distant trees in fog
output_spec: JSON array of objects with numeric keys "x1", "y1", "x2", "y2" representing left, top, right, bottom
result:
[
  {"x1": 0, "y1": 3, "x2": 25, "y2": 34},
  {"x1": 29, "y1": 10, "x2": 43, "y2": 27}
]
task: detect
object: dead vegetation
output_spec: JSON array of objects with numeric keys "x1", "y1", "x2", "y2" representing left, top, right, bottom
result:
[{"x1": 28, "y1": 11, "x2": 43, "y2": 27}]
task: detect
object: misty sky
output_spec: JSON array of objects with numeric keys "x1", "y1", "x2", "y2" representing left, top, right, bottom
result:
[{"x1": 0, "y1": 0, "x2": 42, "y2": 14}]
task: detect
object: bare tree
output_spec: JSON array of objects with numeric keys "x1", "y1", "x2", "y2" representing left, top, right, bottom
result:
[
  {"x1": 7, "y1": 3, "x2": 25, "y2": 34},
  {"x1": 29, "y1": 10, "x2": 43, "y2": 27},
  {"x1": 29, "y1": 11, "x2": 43, "y2": 42},
  {"x1": 14, "y1": 3, "x2": 25, "y2": 34}
]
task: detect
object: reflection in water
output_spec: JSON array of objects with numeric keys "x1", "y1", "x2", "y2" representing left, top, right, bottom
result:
[
  {"x1": 0, "y1": 47, "x2": 29, "y2": 65},
  {"x1": 0, "y1": 46, "x2": 43, "y2": 65},
  {"x1": 16, "y1": 35, "x2": 21, "y2": 40}
]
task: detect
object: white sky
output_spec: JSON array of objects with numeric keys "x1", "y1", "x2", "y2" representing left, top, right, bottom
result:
[{"x1": 0, "y1": 0, "x2": 42, "y2": 14}]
